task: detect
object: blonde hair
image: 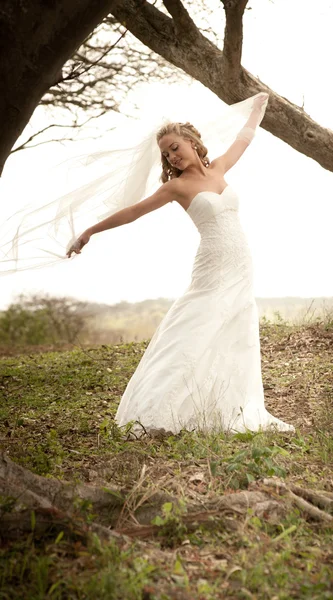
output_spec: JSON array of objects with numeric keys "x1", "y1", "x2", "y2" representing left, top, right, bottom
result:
[{"x1": 156, "y1": 122, "x2": 210, "y2": 183}]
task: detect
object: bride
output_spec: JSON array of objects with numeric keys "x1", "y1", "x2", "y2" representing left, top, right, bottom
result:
[{"x1": 67, "y1": 92, "x2": 295, "y2": 434}]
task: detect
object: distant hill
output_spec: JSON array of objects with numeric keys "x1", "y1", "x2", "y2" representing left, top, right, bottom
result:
[
  {"x1": 1, "y1": 295, "x2": 331, "y2": 346},
  {"x1": 84, "y1": 296, "x2": 333, "y2": 343}
]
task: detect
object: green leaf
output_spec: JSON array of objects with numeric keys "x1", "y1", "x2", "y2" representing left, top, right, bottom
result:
[
  {"x1": 234, "y1": 431, "x2": 257, "y2": 442},
  {"x1": 55, "y1": 531, "x2": 64, "y2": 544},
  {"x1": 173, "y1": 556, "x2": 185, "y2": 575},
  {"x1": 47, "y1": 581, "x2": 62, "y2": 596},
  {"x1": 232, "y1": 450, "x2": 248, "y2": 462},
  {"x1": 152, "y1": 515, "x2": 164, "y2": 526},
  {"x1": 252, "y1": 447, "x2": 264, "y2": 459},
  {"x1": 162, "y1": 502, "x2": 173, "y2": 515},
  {"x1": 272, "y1": 446, "x2": 289, "y2": 457},
  {"x1": 226, "y1": 463, "x2": 239, "y2": 472}
]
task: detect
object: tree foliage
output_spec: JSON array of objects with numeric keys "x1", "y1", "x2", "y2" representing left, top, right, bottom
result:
[{"x1": 0, "y1": 295, "x2": 88, "y2": 345}]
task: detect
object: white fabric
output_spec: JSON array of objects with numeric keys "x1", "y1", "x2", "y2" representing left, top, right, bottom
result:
[
  {"x1": 116, "y1": 186, "x2": 295, "y2": 434},
  {"x1": 0, "y1": 92, "x2": 268, "y2": 274}
]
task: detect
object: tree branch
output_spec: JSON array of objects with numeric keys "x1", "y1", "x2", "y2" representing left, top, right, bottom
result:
[
  {"x1": 221, "y1": 0, "x2": 249, "y2": 80},
  {"x1": 110, "y1": 0, "x2": 333, "y2": 173},
  {"x1": 59, "y1": 29, "x2": 128, "y2": 84},
  {"x1": 163, "y1": 0, "x2": 198, "y2": 40},
  {"x1": 11, "y1": 114, "x2": 105, "y2": 154}
]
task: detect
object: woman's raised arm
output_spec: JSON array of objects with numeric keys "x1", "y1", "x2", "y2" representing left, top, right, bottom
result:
[{"x1": 211, "y1": 93, "x2": 269, "y2": 174}]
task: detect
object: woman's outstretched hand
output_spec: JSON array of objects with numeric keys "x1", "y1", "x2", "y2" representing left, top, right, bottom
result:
[
  {"x1": 253, "y1": 92, "x2": 269, "y2": 111},
  {"x1": 66, "y1": 230, "x2": 91, "y2": 258}
]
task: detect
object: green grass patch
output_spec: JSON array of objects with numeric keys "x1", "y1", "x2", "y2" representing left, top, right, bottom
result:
[{"x1": 0, "y1": 321, "x2": 332, "y2": 599}]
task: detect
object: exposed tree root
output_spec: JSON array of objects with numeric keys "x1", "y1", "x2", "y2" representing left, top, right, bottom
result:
[
  {"x1": 0, "y1": 506, "x2": 119, "y2": 543},
  {"x1": 261, "y1": 478, "x2": 333, "y2": 524},
  {"x1": 1, "y1": 454, "x2": 332, "y2": 546}
]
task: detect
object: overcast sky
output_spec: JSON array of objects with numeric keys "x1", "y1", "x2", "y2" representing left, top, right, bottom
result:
[{"x1": 0, "y1": 0, "x2": 332, "y2": 309}]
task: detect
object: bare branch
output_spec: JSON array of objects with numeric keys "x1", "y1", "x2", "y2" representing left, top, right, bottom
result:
[
  {"x1": 37, "y1": 15, "x2": 186, "y2": 136},
  {"x1": 221, "y1": 0, "x2": 249, "y2": 80},
  {"x1": 11, "y1": 115, "x2": 105, "y2": 154},
  {"x1": 59, "y1": 29, "x2": 128, "y2": 84},
  {"x1": 163, "y1": 0, "x2": 198, "y2": 39}
]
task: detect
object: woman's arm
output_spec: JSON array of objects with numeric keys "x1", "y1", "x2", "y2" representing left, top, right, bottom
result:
[
  {"x1": 211, "y1": 93, "x2": 269, "y2": 174},
  {"x1": 67, "y1": 179, "x2": 179, "y2": 257}
]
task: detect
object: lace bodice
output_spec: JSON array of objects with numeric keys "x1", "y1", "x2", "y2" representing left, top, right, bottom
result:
[{"x1": 186, "y1": 186, "x2": 253, "y2": 292}]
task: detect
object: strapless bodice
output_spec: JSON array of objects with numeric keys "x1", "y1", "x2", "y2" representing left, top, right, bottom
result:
[{"x1": 185, "y1": 185, "x2": 239, "y2": 228}]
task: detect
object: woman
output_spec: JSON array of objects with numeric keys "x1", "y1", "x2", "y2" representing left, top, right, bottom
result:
[{"x1": 67, "y1": 92, "x2": 294, "y2": 434}]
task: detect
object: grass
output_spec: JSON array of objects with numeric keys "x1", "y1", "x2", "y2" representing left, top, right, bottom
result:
[{"x1": 0, "y1": 318, "x2": 332, "y2": 599}]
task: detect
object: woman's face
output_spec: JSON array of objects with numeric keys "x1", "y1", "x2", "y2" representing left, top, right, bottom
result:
[{"x1": 158, "y1": 134, "x2": 194, "y2": 170}]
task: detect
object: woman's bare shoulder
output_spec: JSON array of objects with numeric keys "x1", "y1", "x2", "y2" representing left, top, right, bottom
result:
[
  {"x1": 165, "y1": 177, "x2": 185, "y2": 197},
  {"x1": 159, "y1": 177, "x2": 187, "y2": 204}
]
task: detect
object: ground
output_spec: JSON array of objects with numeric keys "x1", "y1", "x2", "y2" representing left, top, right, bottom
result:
[{"x1": 0, "y1": 318, "x2": 332, "y2": 599}]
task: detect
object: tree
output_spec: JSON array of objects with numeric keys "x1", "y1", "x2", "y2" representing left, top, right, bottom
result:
[
  {"x1": 11, "y1": 16, "x2": 184, "y2": 153},
  {"x1": 110, "y1": 0, "x2": 333, "y2": 172},
  {"x1": 0, "y1": 294, "x2": 88, "y2": 346},
  {"x1": 0, "y1": 0, "x2": 332, "y2": 177}
]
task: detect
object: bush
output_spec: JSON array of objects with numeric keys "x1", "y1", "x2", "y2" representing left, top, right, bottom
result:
[{"x1": 0, "y1": 293, "x2": 88, "y2": 346}]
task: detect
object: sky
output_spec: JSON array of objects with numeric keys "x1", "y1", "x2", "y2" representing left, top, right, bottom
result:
[{"x1": 0, "y1": 0, "x2": 332, "y2": 309}]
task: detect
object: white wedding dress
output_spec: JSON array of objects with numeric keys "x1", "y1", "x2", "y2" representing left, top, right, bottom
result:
[{"x1": 115, "y1": 186, "x2": 295, "y2": 434}]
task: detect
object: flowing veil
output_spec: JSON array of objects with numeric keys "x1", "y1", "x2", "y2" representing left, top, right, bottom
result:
[{"x1": 0, "y1": 87, "x2": 268, "y2": 275}]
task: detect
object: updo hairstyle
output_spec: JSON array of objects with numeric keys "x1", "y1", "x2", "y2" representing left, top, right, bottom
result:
[{"x1": 156, "y1": 122, "x2": 210, "y2": 183}]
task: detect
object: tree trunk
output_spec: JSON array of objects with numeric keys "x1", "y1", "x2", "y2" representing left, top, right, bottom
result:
[{"x1": 0, "y1": 0, "x2": 118, "y2": 175}]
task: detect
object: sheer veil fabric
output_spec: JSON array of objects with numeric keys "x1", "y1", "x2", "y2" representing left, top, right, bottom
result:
[{"x1": 0, "y1": 91, "x2": 268, "y2": 274}]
